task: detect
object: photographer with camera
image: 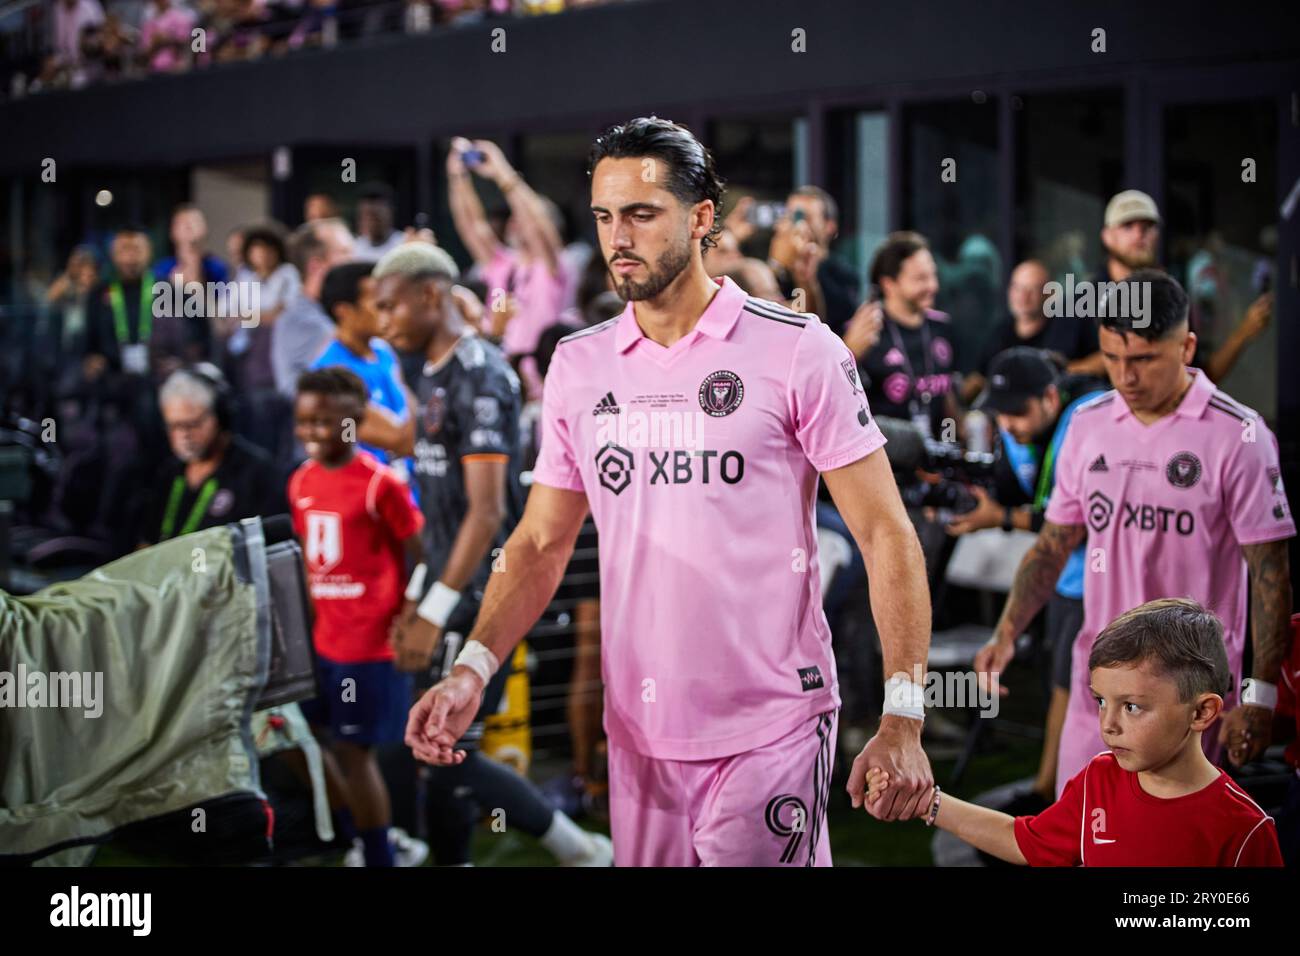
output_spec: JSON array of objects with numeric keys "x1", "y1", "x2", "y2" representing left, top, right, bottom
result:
[{"x1": 946, "y1": 347, "x2": 1105, "y2": 810}]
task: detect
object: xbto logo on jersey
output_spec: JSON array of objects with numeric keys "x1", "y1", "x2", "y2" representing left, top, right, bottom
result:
[
  {"x1": 595, "y1": 443, "x2": 634, "y2": 495},
  {"x1": 648, "y1": 449, "x2": 744, "y2": 485},
  {"x1": 765, "y1": 794, "x2": 809, "y2": 864},
  {"x1": 698, "y1": 370, "x2": 744, "y2": 417},
  {"x1": 1165, "y1": 451, "x2": 1202, "y2": 489},
  {"x1": 1087, "y1": 490, "x2": 1113, "y2": 532},
  {"x1": 1087, "y1": 490, "x2": 1195, "y2": 536}
]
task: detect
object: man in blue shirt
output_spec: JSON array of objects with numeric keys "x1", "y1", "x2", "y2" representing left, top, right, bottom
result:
[
  {"x1": 312, "y1": 261, "x2": 415, "y2": 468},
  {"x1": 946, "y1": 348, "x2": 1106, "y2": 810}
]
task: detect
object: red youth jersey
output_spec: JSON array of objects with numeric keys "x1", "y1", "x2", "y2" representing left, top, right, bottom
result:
[
  {"x1": 1014, "y1": 752, "x2": 1282, "y2": 867},
  {"x1": 288, "y1": 452, "x2": 423, "y2": 663}
]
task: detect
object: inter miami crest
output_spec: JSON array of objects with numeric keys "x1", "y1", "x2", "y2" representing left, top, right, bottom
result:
[
  {"x1": 1165, "y1": 451, "x2": 1202, "y2": 489},
  {"x1": 698, "y1": 370, "x2": 744, "y2": 417}
]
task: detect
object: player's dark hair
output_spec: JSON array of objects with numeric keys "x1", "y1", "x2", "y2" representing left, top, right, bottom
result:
[
  {"x1": 1096, "y1": 269, "x2": 1189, "y2": 342},
  {"x1": 296, "y1": 366, "x2": 368, "y2": 410},
  {"x1": 869, "y1": 231, "x2": 929, "y2": 286},
  {"x1": 1089, "y1": 598, "x2": 1231, "y2": 702},
  {"x1": 587, "y1": 116, "x2": 725, "y2": 252},
  {"x1": 319, "y1": 261, "x2": 374, "y2": 325}
]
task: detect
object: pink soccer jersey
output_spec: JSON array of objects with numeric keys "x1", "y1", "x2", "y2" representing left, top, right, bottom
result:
[
  {"x1": 1044, "y1": 369, "x2": 1295, "y2": 790},
  {"x1": 532, "y1": 277, "x2": 886, "y2": 760}
]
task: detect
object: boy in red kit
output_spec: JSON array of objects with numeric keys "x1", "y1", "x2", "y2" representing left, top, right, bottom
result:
[
  {"x1": 868, "y1": 599, "x2": 1283, "y2": 866},
  {"x1": 289, "y1": 367, "x2": 425, "y2": 867}
]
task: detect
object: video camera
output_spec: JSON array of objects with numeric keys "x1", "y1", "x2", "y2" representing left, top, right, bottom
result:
[{"x1": 875, "y1": 416, "x2": 997, "y2": 521}]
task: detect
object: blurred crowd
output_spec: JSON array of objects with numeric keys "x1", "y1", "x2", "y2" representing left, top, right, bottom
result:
[{"x1": 1, "y1": 0, "x2": 629, "y2": 94}]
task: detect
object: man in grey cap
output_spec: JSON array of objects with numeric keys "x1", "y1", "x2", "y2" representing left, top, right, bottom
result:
[{"x1": 1093, "y1": 189, "x2": 1271, "y2": 383}]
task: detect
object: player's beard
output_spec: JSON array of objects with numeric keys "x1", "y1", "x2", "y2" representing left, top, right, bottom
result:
[
  {"x1": 1109, "y1": 244, "x2": 1157, "y2": 270},
  {"x1": 611, "y1": 238, "x2": 691, "y2": 302}
]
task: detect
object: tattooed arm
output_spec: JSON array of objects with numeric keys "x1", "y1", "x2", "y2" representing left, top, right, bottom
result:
[
  {"x1": 973, "y1": 520, "x2": 1086, "y2": 695},
  {"x1": 1219, "y1": 539, "x2": 1293, "y2": 765}
]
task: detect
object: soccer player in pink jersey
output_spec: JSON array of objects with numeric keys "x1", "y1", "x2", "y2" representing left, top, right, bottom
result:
[
  {"x1": 406, "y1": 116, "x2": 935, "y2": 866},
  {"x1": 977, "y1": 270, "x2": 1295, "y2": 797}
]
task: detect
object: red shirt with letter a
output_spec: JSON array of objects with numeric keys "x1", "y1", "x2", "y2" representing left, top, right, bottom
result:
[
  {"x1": 288, "y1": 452, "x2": 423, "y2": 663},
  {"x1": 1014, "y1": 752, "x2": 1282, "y2": 866}
]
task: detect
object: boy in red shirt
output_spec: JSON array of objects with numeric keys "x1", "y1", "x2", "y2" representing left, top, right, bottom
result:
[
  {"x1": 1273, "y1": 614, "x2": 1299, "y2": 866},
  {"x1": 868, "y1": 598, "x2": 1283, "y2": 866},
  {"x1": 289, "y1": 367, "x2": 425, "y2": 866}
]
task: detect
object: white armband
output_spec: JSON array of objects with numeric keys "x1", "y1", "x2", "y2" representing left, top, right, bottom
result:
[
  {"x1": 417, "y1": 580, "x2": 461, "y2": 628},
  {"x1": 882, "y1": 676, "x2": 926, "y2": 721},
  {"x1": 453, "y1": 640, "x2": 501, "y2": 686},
  {"x1": 404, "y1": 563, "x2": 428, "y2": 602}
]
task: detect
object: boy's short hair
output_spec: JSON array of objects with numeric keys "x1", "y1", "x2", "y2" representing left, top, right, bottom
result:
[
  {"x1": 1088, "y1": 598, "x2": 1232, "y2": 701},
  {"x1": 296, "y1": 367, "x2": 368, "y2": 410},
  {"x1": 319, "y1": 261, "x2": 374, "y2": 324}
]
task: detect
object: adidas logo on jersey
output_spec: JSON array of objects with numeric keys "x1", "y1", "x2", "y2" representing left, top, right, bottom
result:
[
  {"x1": 1089, "y1": 455, "x2": 1109, "y2": 473},
  {"x1": 592, "y1": 392, "x2": 621, "y2": 416}
]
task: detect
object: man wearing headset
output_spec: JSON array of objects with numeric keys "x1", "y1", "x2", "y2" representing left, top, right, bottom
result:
[{"x1": 137, "y1": 364, "x2": 286, "y2": 547}]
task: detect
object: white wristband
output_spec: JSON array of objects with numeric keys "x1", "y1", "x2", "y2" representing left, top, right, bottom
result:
[
  {"x1": 454, "y1": 640, "x2": 501, "y2": 687},
  {"x1": 416, "y1": 580, "x2": 461, "y2": 628},
  {"x1": 882, "y1": 676, "x2": 926, "y2": 721},
  {"x1": 404, "y1": 563, "x2": 427, "y2": 602}
]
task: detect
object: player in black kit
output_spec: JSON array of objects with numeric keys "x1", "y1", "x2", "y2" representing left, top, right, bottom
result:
[{"x1": 371, "y1": 242, "x2": 611, "y2": 866}]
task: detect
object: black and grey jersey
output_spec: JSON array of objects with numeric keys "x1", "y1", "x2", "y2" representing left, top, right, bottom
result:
[{"x1": 412, "y1": 332, "x2": 524, "y2": 604}]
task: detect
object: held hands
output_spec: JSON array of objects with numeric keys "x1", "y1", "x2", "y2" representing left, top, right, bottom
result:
[
  {"x1": 865, "y1": 769, "x2": 936, "y2": 821},
  {"x1": 847, "y1": 716, "x2": 934, "y2": 820}
]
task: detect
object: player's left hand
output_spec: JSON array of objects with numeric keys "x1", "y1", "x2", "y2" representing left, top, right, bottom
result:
[
  {"x1": 848, "y1": 715, "x2": 934, "y2": 821},
  {"x1": 1218, "y1": 703, "x2": 1273, "y2": 766},
  {"x1": 391, "y1": 611, "x2": 442, "y2": 673}
]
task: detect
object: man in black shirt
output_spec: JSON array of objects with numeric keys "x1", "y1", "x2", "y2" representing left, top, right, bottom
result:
[
  {"x1": 138, "y1": 365, "x2": 285, "y2": 546},
  {"x1": 961, "y1": 259, "x2": 1103, "y2": 402},
  {"x1": 767, "y1": 186, "x2": 861, "y2": 336},
  {"x1": 373, "y1": 243, "x2": 610, "y2": 866},
  {"x1": 848, "y1": 231, "x2": 959, "y2": 439}
]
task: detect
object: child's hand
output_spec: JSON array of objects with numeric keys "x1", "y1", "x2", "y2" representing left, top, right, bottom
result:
[{"x1": 865, "y1": 767, "x2": 890, "y2": 807}]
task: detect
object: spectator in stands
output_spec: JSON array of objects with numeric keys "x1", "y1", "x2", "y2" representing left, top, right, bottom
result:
[
  {"x1": 44, "y1": 244, "x2": 100, "y2": 361},
  {"x1": 139, "y1": 0, "x2": 196, "y2": 72},
  {"x1": 138, "y1": 363, "x2": 284, "y2": 546},
  {"x1": 227, "y1": 223, "x2": 300, "y2": 459},
  {"x1": 446, "y1": 136, "x2": 564, "y2": 399},
  {"x1": 960, "y1": 259, "x2": 1104, "y2": 404},
  {"x1": 40, "y1": 0, "x2": 104, "y2": 88},
  {"x1": 847, "y1": 231, "x2": 959, "y2": 439},
  {"x1": 724, "y1": 186, "x2": 860, "y2": 333},
  {"x1": 155, "y1": 203, "x2": 229, "y2": 288},
  {"x1": 311, "y1": 261, "x2": 415, "y2": 466},
  {"x1": 304, "y1": 192, "x2": 339, "y2": 223},
  {"x1": 352, "y1": 181, "x2": 405, "y2": 260},
  {"x1": 273, "y1": 217, "x2": 352, "y2": 402},
  {"x1": 1095, "y1": 190, "x2": 1272, "y2": 384},
  {"x1": 287, "y1": 0, "x2": 338, "y2": 50}
]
